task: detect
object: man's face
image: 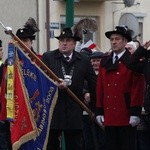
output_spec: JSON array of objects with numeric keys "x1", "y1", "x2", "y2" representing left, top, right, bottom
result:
[
  {"x1": 0, "y1": 47, "x2": 3, "y2": 60},
  {"x1": 21, "y1": 38, "x2": 33, "y2": 49},
  {"x1": 110, "y1": 34, "x2": 127, "y2": 54},
  {"x1": 59, "y1": 38, "x2": 76, "y2": 55}
]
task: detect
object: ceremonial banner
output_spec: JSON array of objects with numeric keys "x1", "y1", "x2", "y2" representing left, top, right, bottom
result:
[
  {"x1": 4, "y1": 43, "x2": 37, "y2": 150},
  {"x1": 6, "y1": 43, "x2": 15, "y2": 120},
  {"x1": 15, "y1": 46, "x2": 58, "y2": 150},
  {"x1": 11, "y1": 62, "x2": 37, "y2": 150}
]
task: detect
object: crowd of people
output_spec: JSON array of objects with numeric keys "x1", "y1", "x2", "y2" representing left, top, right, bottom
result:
[{"x1": 0, "y1": 21, "x2": 150, "y2": 150}]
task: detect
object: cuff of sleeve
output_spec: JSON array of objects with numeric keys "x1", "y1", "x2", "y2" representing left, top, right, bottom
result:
[
  {"x1": 95, "y1": 107, "x2": 104, "y2": 116},
  {"x1": 130, "y1": 106, "x2": 142, "y2": 116}
]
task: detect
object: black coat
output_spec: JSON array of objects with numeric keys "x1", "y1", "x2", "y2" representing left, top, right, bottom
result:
[
  {"x1": 127, "y1": 46, "x2": 150, "y2": 113},
  {"x1": 42, "y1": 49, "x2": 96, "y2": 129},
  {"x1": 0, "y1": 63, "x2": 4, "y2": 85}
]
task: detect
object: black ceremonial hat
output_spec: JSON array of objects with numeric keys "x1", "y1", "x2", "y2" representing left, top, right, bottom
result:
[
  {"x1": 16, "y1": 28, "x2": 36, "y2": 40},
  {"x1": 55, "y1": 27, "x2": 81, "y2": 41},
  {"x1": 105, "y1": 25, "x2": 132, "y2": 42}
]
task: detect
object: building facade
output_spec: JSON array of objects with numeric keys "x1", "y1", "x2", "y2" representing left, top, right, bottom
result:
[{"x1": 0, "y1": 0, "x2": 149, "y2": 59}]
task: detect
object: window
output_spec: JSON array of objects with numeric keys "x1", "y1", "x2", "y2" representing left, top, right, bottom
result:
[
  {"x1": 132, "y1": 13, "x2": 146, "y2": 43},
  {"x1": 60, "y1": 16, "x2": 97, "y2": 44}
]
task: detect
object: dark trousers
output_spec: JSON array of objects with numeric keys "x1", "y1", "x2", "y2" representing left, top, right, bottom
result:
[
  {"x1": 137, "y1": 130, "x2": 150, "y2": 150},
  {"x1": 0, "y1": 121, "x2": 12, "y2": 150},
  {"x1": 137, "y1": 114, "x2": 150, "y2": 150},
  {"x1": 47, "y1": 129, "x2": 83, "y2": 150},
  {"x1": 83, "y1": 115, "x2": 106, "y2": 150},
  {"x1": 105, "y1": 126, "x2": 137, "y2": 150}
]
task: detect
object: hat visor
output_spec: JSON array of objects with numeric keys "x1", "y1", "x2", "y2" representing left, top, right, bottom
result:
[{"x1": 105, "y1": 31, "x2": 132, "y2": 42}]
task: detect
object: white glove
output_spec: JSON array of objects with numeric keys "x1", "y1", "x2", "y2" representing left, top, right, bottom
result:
[
  {"x1": 129, "y1": 116, "x2": 140, "y2": 127},
  {"x1": 96, "y1": 115, "x2": 104, "y2": 127}
]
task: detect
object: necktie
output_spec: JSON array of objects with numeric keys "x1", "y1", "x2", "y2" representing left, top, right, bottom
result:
[
  {"x1": 65, "y1": 56, "x2": 70, "y2": 62},
  {"x1": 114, "y1": 55, "x2": 118, "y2": 64}
]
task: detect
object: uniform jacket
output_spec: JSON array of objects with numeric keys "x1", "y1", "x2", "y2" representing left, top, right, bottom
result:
[
  {"x1": 127, "y1": 46, "x2": 150, "y2": 113},
  {"x1": 96, "y1": 50, "x2": 144, "y2": 126},
  {"x1": 42, "y1": 49, "x2": 96, "y2": 129}
]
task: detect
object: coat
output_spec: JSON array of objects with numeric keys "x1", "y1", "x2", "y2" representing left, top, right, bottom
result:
[
  {"x1": 96, "y1": 50, "x2": 144, "y2": 126},
  {"x1": 0, "y1": 63, "x2": 4, "y2": 86},
  {"x1": 127, "y1": 46, "x2": 150, "y2": 113},
  {"x1": 42, "y1": 49, "x2": 96, "y2": 129}
]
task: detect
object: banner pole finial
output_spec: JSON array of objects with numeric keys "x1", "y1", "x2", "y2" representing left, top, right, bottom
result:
[{"x1": 0, "y1": 21, "x2": 12, "y2": 34}]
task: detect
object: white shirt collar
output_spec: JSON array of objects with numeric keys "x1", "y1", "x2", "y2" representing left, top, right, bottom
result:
[
  {"x1": 113, "y1": 49, "x2": 126, "y2": 60},
  {"x1": 63, "y1": 53, "x2": 73, "y2": 60}
]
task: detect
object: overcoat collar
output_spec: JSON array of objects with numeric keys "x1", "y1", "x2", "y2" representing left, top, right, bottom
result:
[
  {"x1": 101, "y1": 49, "x2": 131, "y2": 71},
  {"x1": 54, "y1": 49, "x2": 82, "y2": 63}
]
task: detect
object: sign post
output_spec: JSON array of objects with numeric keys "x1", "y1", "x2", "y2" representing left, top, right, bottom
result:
[{"x1": 66, "y1": 0, "x2": 74, "y2": 27}]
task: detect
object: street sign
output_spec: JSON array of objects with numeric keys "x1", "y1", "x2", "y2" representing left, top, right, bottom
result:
[{"x1": 50, "y1": 22, "x2": 59, "y2": 29}]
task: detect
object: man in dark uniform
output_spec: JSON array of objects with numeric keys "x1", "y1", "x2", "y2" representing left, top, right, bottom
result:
[
  {"x1": 127, "y1": 40, "x2": 150, "y2": 150},
  {"x1": 16, "y1": 23, "x2": 42, "y2": 60},
  {"x1": 96, "y1": 26, "x2": 144, "y2": 150},
  {"x1": 42, "y1": 27, "x2": 96, "y2": 150},
  {"x1": 16, "y1": 17, "x2": 40, "y2": 55},
  {"x1": 16, "y1": 27, "x2": 37, "y2": 54}
]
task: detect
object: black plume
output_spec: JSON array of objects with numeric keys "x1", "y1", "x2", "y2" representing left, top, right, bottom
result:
[{"x1": 24, "y1": 17, "x2": 40, "y2": 33}]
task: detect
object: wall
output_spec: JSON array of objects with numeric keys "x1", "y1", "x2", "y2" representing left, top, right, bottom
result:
[
  {"x1": 0, "y1": 0, "x2": 150, "y2": 60},
  {"x1": 0, "y1": 0, "x2": 37, "y2": 60}
]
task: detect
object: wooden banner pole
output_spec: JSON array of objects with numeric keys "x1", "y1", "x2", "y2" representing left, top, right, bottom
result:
[{"x1": 4, "y1": 29, "x2": 104, "y2": 130}]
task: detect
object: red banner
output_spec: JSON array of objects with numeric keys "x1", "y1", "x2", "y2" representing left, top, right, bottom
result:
[{"x1": 11, "y1": 64, "x2": 37, "y2": 150}]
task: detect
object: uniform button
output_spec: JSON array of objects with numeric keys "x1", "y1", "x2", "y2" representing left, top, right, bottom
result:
[
  {"x1": 114, "y1": 96, "x2": 116, "y2": 98},
  {"x1": 119, "y1": 61, "x2": 121, "y2": 64},
  {"x1": 113, "y1": 107, "x2": 116, "y2": 110},
  {"x1": 117, "y1": 72, "x2": 119, "y2": 74},
  {"x1": 114, "y1": 84, "x2": 117, "y2": 86},
  {"x1": 107, "y1": 84, "x2": 110, "y2": 86},
  {"x1": 106, "y1": 107, "x2": 109, "y2": 109},
  {"x1": 107, "y1": 96, "x2": 109, "y2": 98}
]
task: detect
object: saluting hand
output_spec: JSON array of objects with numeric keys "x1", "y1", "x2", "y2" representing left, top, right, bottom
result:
[{"x1": 143, "y1": 40, "x2": 150, "y2": 50}]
